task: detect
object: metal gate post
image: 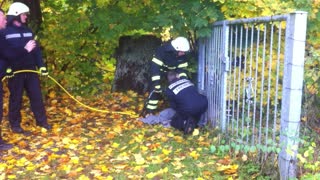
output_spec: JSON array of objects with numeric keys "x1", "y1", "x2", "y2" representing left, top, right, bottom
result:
[
  {"x1": 279, "y1": 11, "x2": 307, "y2": 180},
  {"x1": 198, "y1": 38, "x2": 206, "y2": 93}
]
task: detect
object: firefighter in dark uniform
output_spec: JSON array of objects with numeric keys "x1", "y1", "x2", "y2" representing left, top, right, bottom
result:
[
  {"x1": 0, "y1": 8, "x2": 36, "y2": 149},
  {"x1": 3, "y1": 2, "x2": 51, "y2": 133},
  {"x1": 165, "y1": 71, "x2": 208, "y2": 134},
  {"x1": 145, "y1": 37, "x2": 190, "y2": 115}
]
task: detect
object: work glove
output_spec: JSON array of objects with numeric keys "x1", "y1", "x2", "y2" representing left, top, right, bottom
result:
[
  {"x1": 5, "y1": 68, "x2": 14, "y2": 78},
  {"x1": 39, "y1": 67, "x2": 48, "y2": 76}
]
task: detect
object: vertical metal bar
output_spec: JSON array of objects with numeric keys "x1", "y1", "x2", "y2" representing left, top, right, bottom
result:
[
  {"x1": 216, "y1": 27, "x2": 221, "y2": 126},
  {"x1": 273, "y1": 22, "x2": 282, "y2": 146},
  {"x1": 273, "y1": 21, "x2": 283, "y2": 162},
  {"x1": 233, "y1": 25, "x2": 239, "y2": 137},
  {"x1": 242, "y1": 26, "x2": 249, "y2": 143},
  {"x1": 198, "y1": 38, "x2": 205, "y2": 92},
  {"x1": 213, "y1": 27, "x2": 218, "y2": 126},
  {"x1": 219, "y1": 26, "x2": 224, "y2": 127},
  {"x1": 265, "y1": 23, "x2": 274, "y2": 148},
  {"x1": 228, "y1": 26, "x2": 234, "y2": 134},
  {"x1": 252, "y1": 27, "x2": 260, "y2": 146},
  {"x1": 236, "y1": 26, "x2": 243, "y2": 139},
  {"x1": 247, "y1": 25, "x2": 254, "y2": 144},
  {"x1": 258, "y1": 24, "x2": 267, "y2": 152},
  {"x1": 232, "y1": 26, "x2": 238, "y2": 136},
  {"x1": 209, "y1": 29, "x2": 214, "y2": 126},
  {"x1": 205, "y1": 37, "x2": 211, "y2": 125},
  {"x1": 279, "y1": 11, "x2": 307, "y2": 180},
  {"x1": 237, "y1": 25, "x2": 243, "y2": 140},
  {"x1": 221, "y1": 21, "x2": 229, "y2": 132}
]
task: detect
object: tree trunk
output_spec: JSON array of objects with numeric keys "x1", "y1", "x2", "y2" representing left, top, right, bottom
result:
[{"x1": 113, "y1": 35, "x2": 161, "y2": 94}]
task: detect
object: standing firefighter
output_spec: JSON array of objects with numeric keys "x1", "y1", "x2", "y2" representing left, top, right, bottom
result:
[
  {"x1": 3, "y1": 2, "x2": 51, "y2": 133},
  {"x1": 0, "y1": 8, "x2": 36, "y2": 149},
  {"x1": 144, "y1": 37, "x2": 190, "y2": 115}
]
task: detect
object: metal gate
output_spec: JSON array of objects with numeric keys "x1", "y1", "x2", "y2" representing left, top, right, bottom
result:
[{"x1": 198, "y1": 12, "x2": 307, "y2": 179}]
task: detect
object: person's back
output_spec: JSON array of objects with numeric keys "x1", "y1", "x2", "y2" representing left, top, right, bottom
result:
[
  {"x1": 166, "y1": 78, "x2": 207, "y2": 115},
  {"x1": 165, "y1": 71, "x2": 208, "y2": 134}
]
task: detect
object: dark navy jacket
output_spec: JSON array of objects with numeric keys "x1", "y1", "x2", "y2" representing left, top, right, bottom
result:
[
  {"x1": 0, "y1": 30, "x2": 29, "y2": 78},
  {"x1": 1, "y1": 24, "x2": 44, "y2": 71},
  {"x1": 150, "y1": 42, "x2": 188, "y2": 91},
  {"x1": 165, "y1": 78, "x2": 207, "y2": 116}
]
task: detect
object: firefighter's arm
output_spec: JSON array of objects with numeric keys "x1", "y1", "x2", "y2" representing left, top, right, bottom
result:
[
  {"x1": 150, "y1": 56, "x2": 163, "y2": 92},
  {"x1": 176, "y1": 60, "x2": 189, "y2": 79},
  {"x1": 32, "y1": 45, "x2": 48, "y2": 76}
]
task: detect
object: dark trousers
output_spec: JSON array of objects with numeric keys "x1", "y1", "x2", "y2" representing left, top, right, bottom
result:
[
  {"x1": 0, "y1": 82, "x2": 3, "y2": 140},
  {"x1": 8, "y1": 73, "x2": 47, "y2": 128},
  {"x1": 170, "y1": 112, "x2": 204, "y2": 131},
  {"x1": 0, "y1": 82, "x2": 3, "y2": 124},
  {"x1": 170, "y1": 96, "x2": 208, "y2": 130}
]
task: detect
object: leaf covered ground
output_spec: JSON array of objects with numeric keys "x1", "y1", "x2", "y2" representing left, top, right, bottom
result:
[{"x1": 0, "y1": 89, "x2": 270, "y2": 179}]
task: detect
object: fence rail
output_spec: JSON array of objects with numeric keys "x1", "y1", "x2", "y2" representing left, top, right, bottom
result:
[{"x1": 198, "y1": 12, "x2": 307, "y2": 179}]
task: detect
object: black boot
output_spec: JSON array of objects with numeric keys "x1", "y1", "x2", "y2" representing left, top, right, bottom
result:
[
  {"x1": 37, "y1": 123, "x2": 52, "y2": 130},
  {"x1": 184, "y1": 117, "x2": 195, "y2": 135},
  {"x1": 0, "y1": 128, "x2": 13, "y2": 150},
  {"x1": 0, "y1": 138, "x2": 13, "y2": 151},
  {"x1": 11, "y1": 126, "x2": 25, "y2": 133}
]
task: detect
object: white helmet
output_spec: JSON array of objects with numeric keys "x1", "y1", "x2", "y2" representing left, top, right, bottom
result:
[
  {"x1": 171, "y1": 37, "x2": 190, "y2": 52},
  {"x1": 7, "y1": 2, "x2": 30, "y2": 16}
]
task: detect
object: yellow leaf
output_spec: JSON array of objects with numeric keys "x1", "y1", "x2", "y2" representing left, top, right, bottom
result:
[
  {"x1": 134, "y1": 153, "x2": 145, "y2": 165},
  {"x1": 65, "y1": 108, "x2": 73, "y2": 116},
  {"x1": 26, "y1": 164, "x2": 36, "y2": 171},
  {"x1": 71, "y1": 156, "x2": 79, "y2": 164},
  {"x1": 304, "y1": 150, "x2": 309, "y2": 158},
  {"x1": 16, "y1": 157, "x2": 28, "y2": 167},
  {"x1": 100, "y1": 165, "x2": 108, "y2": 172},
  {"x1": 242, "y1": 154, "x2": 248, "y2": 162},
  {"x1": 41, "y1": 127, "x2": 48, "y2": 133},
  {"x1": 48, "y1": 91, "x2": 56, "y2": 98},
  {"x1": 0, "y1": 163, "x2": 7, "y2": 171},
  {"x1": 190, "y1": 150, "x2": 200, "y2": 159},
  {"x1": 217, "y1": 164, "x2": 239, "y2": 175},
  {"x1": 134, "y1": 134, "x2": 144, "y2": 143},
  {"x1": 172, "y1": 173, "x2": 183, "y2": 178},
  {"x1": 167, "y1": 132, "x2": 174, "y2": 137},
  {"x1": 106, "y1": 176, "x2": 113, "y2": 180},
  {"x1": 112, "y1": 142, "x2": 120, "y2": 148},
  {"x1": 0, "y1": 173, "x2": 5, "y2": 180},
  {"x1": 162, "y1": 148, "x2": 172, "y2": 155},
  {"x1": 146, "y1": 172, "x2": 157, "y2": 179},
  {"x1": 193, "y1": 129, "x2": 200, "y2": 136},
  {"x1": 78, "y1": 175, "x2": 90, "y2": 180},
  {"x1": 62, "y1": 137, "x2": 71, "y2": 144},
  {"x1": 7, "y1": 175, "x2": 16, "y2": 179},
  {"x1": 140, "y1": 145, "x2": 148, "y2": 152},
  {"x1": 85, "y1": 145, "x2": 94, "y2": 150}
]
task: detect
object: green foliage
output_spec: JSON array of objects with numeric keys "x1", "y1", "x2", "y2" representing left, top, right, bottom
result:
[
  {"x1": 297, "y1": 127, "x2": 320, "y2": 178},
  {"x1": 30, "y1": 0, "x2": 224, "y2": 96}
]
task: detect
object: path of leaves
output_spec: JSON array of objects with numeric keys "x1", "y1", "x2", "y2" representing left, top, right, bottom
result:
[{"x1": 0, "y1": 90, "x2": 239, "y2": 179}]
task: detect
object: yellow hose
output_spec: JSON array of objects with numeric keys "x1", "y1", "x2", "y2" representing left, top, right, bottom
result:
[{"x1": 2, "y1": 70, "x2": 138, "y2": 118}]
